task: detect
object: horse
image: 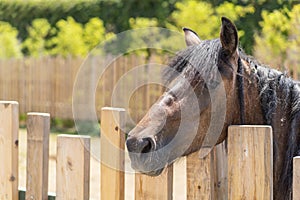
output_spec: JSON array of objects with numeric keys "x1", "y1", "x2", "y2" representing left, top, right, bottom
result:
[{"x1": 126, "y1": 17, "x2": 300, "y2": 200}]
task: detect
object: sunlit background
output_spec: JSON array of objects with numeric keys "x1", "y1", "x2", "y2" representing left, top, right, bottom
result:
[
  {"x1": 1, "y1": 0, "x2": 299, "y2": 125},
  {"x1": 0, "y1": 0, "x2": 299, "y2": 199}
]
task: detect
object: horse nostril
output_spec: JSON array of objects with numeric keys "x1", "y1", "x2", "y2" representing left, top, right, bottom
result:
[
  {"x1": 141, "y1": 138, "x2": 153, "y2": 153},
  {"x1": 126, "y1": 136, "x2": 155, "y2": 154}
]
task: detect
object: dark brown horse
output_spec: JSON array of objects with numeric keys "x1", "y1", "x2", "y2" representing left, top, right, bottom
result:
[{"x1": 126, "y1": 17, "x2": 300, "y2": 200}]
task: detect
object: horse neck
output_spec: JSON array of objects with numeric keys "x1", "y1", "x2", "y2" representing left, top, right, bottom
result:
[
  {"x1": 241, "y1": 59, "x2": 291, "y2": 133},
  {"x1": 235, "y1": 59, "x2": 265, "y2": 125},
  {"x1": 241, "y1": 58, "x2": 300, "y2": 199}
]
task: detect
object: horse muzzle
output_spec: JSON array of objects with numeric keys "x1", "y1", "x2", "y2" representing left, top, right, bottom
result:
[{"x1": 126, "y1": 135, "x2": 166, "y2": 175}]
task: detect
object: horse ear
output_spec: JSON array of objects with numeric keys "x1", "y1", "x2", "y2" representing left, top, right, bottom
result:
[
  {"x1": 220, "y1": 17, "x2": 238, "y2": 55},
  {"x1": 183, "y1": 27, "x2": 201, "y2": 46}
]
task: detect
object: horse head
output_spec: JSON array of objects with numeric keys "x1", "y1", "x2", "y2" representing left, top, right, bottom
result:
[{"x1": 126, "y1": 17, "x2": 241, "y2": 175}]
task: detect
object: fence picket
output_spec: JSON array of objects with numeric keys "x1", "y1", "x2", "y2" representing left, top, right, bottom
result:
[
  {"x1": 186, "y1": 151, "x2": 214, "y2": 200},
  {"x1": 228, "y1": 125, "x2": 273, "y2": 199},
  {"x1": 0, "y1": 103, "x2": 283, "y2": 199},
  {"x1": 293, "y1": 156, "x2": 300, "y2": 200},
  {"x1": 100, "y1": 107, "x2": 126, "y2": 200},
  {"x1": 56, "y1": 134, "x2": 90, "y2": 200},
  {"x1": 0, "y1": 101, "x2": 19, "y2": 200},
  {"x1": 26, "y1": 112, "x2": 50, "y2": 200},
  {"x1": 135, "y1": 166, "x2": 173, "y2": 200}
]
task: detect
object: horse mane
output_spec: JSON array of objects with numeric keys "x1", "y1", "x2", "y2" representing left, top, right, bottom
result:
[
  {"x1": 239, "y1": 49, "x2": 300, "y2": 197},
  {"x1": 163, "y1": 39, "x2": 223, "y2": 89},
  {"x1": 165, "y1": 40, "x2": 300, "y2": 197}
]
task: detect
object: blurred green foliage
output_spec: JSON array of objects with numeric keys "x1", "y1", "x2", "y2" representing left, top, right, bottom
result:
[
  {"x1": 0, "y1": 0, "x2": 176, "y2": 40},
  {"x1": 254, "y1": 9, "x2": 290, "y2": 66},
  {"x1": 0, "y1": 0, "x2": 102, "y2": 41},
  {"x1": 128, "y1": 17, "x2": 160, "y2": 57},
  {"x1": 20, "y1": 16, "x2": 112, "y2": 57},
  {"x1": 49, "y1": 17, "x2": 88, "y2": 56},
  {"x1": 170, "y1": 1, "x2": 254, "y2": 39},
  {"x1": 22, "y1": 18, "x2": 52, "y2": 56},
  {"x1": 0, "y1": 21, "x2": 22, "y2": 59},
  {"x1": 254, "y1": 4, "x2": 300, "y2": 68},
  {"x1": 0, "y1": 0, "x2": 299, "y2": 65},
  {"x1": 287, "y1": 4, "x2": 300, "y2": 68},
  {"x1": 84, "y1": 17, "x2": 107, "y2": 51}
]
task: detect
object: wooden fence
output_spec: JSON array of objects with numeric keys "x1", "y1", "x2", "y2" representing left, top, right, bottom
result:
[
  {"x1": 0, "y1": 55, "x2": 166, "y2": 121},
  {"x1": 1, "y1": 101, "x2": 300, "y2": 199},
  {"x1": 0, "y1": 55, "x2": 299, "y2": 122}
]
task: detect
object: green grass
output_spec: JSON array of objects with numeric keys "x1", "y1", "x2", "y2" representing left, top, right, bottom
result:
[{"x1": 19, "y1": 115, "x2": 101, "y2": 136}]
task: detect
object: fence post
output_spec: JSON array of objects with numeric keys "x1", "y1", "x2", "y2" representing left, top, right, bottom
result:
[
  {"x1": 56, "y1": 134, "x2": 90, "y2": 200},
  {"x1": 135, "y1": 165, "x2": 173, "y2": 200},
  {"x1": 293, "y1": 156, "x2": 300, "y2": 200},
  {"x1": 228, "y1": 125, "x2": 273, "y2": 199},
  {"x1": 0, "y1": 101, "x2": 19, "y2": 200},
  {"x1": 186, "y1": 151, "x2": 214, "y2": 200},
  {"x1": 100, "y1": 107, "x2": 126, "y2": 200},
  {"x1": 213, "y1": 141, "x2": 228, "y2": 200},
  {"x1": 26, "y1": 112, "x2": 50, "y2": 200}
]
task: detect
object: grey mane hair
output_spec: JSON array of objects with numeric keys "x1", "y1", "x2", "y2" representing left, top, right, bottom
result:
[
  {"x1": 239, "y1": 49, "x2": 300, "y2": 198},
  {"x1": 239, "y1": 50, "x2": 300, "y2": 124},
  {"x1": 163, "y1": 39, "x2": 222, "y2": 90},
  {"x1": 163, "y1": 41, "x2": 300, "y2": 198}
]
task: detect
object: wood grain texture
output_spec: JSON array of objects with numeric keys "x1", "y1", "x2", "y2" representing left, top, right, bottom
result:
[
  {"x1": 135, "y1": 165, "x2": 173, "y2": 200},
  {"x1": 214, "y1": 142, "x2": 228, "y2": 200},
  {"x1": 0, "y1": 101, "x2": 19, "y2": 200},
  {"x1": 100, "y1": 107, "x2": 126, "y2": 200},
  {"x1": 56, "y1": 134, "x2": 90, "y2": 200},
  {"x1": 293, "y1": 156, "x2": 300, "y2": 200},
  {"x1": 0, "y1": 56, "x2": 166, "y2": 120},
  {"x1": 26, "y1": 113, "x2": 50, "y2": 200},
  {"x1": 228, "y1": 125, "x2": 273, "y2": 200},
  {"x1": 186, "y1": 151, "x2": 214, "y2": 200}
]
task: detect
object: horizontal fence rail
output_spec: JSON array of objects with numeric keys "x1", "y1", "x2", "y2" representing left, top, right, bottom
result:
[{"x1": 2, "y1": 103, "x2": 300, "y2": 199}]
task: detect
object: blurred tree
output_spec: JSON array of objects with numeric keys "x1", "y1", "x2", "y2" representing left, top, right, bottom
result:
[
  {"x1": 0, "y1": 0, "x2": 178, "y2": 42},
  {"x1": 116, "y1": 0, "x2": 179, "y2": 27},
  {"x1": 0, "y1": 21, "x2": 22, "y2": 59},
  {"x1": 83, "y1": 17, "x2": 116, "y2": 52},
  {"x1": 83, "y1": 17, "x2": 116, "y2": 55},
  {"x1": 0, "y1": 1, "x2": 102, "y2": 41},
  {"x1": 170, "y1": 1, "x2": 254, "y2": 40},
  {"x1": 253, "y1": 4, "x2": 299, "y2": 73},
  {"x1": 199, "y1": 0, "x2": 295, "y2": 53},
  {"x1": 127, "y1": 17, "x2": 160, "y2": 58},
  {"x1": 126, "y1": 17, "x2": 184, "y2": 56},
  {"x1": 286, "y1": 4, "x2": 300, "y2": 78},
  {"x1": 22, "y1": 18, "x2": 52, "y2": 57},
  {"x1": 0, "y1": 0, "x2": 297, "y2": 57},
  {"x1": 49, "y1": 17, "x2": 87, "y2": 57},
  {"x1": 254, "y1": 9, "x2": 290, "y2": 68},
  {"x1": 84, "y1": 18, "x2": 106, "y2": 51}
]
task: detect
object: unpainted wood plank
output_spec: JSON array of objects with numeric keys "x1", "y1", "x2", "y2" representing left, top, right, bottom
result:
[
  {"x1": 293, "y1": 156, "x2": 300, "y2": 200},
  {"x1": 56, "y1": 134, "x2": 90, "y2": 200},
  {"x1": 25, "y1": 112, "x2": 50, "y2": 200},
  {"x1": 101, "y1": 107, "x2": 126, "y2": 200},
  {"x1": 213, "y1": 141, "x2": 228, "y2": 200},
  {"x1": 186, "y1": 151, "x2": 214, "y2": 200},
  {"x1": 228, "y1": 125, "x2": 273, "y2": 200},
  {"x1": 135, "y1": 165, "x2": 173, "y2": 200},
  {"x1": 0, "y1": 101, "x2": 19, "y2": 200}
]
